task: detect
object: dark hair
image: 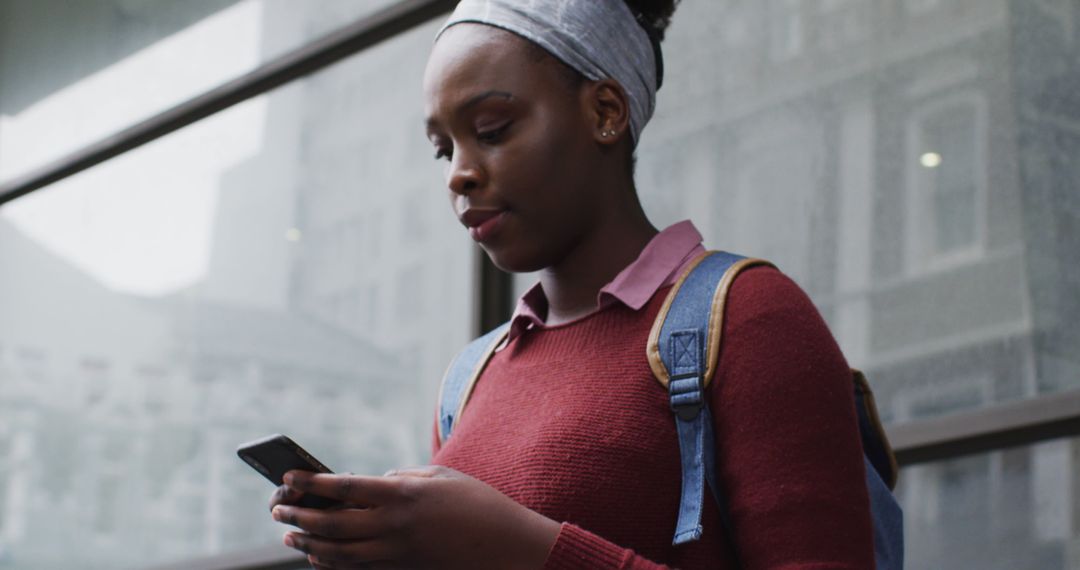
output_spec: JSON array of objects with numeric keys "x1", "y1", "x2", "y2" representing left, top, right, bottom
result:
[
  {"x1": 525, "y1": 0, "x2": 680, "y2": 88},
  {"x1": 524, "y1": 0, "x2": 681, "y2": 176},
  {"x1": 623, "y1": 0, "x2": 680, "y2": 42}
]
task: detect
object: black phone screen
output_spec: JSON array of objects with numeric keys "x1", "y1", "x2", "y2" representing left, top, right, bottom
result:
[{"x1": 236, "y1": 434, "x2": 341, "y2": 509}]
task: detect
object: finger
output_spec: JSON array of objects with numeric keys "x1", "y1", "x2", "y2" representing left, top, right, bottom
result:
[
  {"x1": 273, "y1": 505, "x2": 388, "y2": 540},
  {"x1": 382, "y1": 465, "x2": 440, "y2": 478},
  {"x1": 285, "y1": 472, "x2": 402, "y2": 506},
  {"x1": 285, "y1": 532, "x2": 396, "y2": 565},
  {"x1": 310, "y1": 554, "x2": 378, "y2": 570},
  {"x1": 270, "y1": 484, "x2": 305, "y2": 511},
  {"x1": 308, "y1": 555, "x2": 348, "y2": 570}
]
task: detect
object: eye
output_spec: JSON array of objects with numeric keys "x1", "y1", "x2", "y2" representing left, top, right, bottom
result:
[
  {"x1": 434, "y1": 146, "x2": 452, "y2": 162},
  {"x1": 477, "y1": 122, "x2": 512, "y2": 144}
]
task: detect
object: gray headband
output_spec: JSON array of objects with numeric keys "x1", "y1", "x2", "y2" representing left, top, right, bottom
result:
[{"x1": 435, "y1": 0, "x2": 659, "y2": 145}]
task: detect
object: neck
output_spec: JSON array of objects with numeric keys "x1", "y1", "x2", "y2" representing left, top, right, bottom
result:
[{"x1": 539, "y1": 190, "x2": 657, "y2": 326}]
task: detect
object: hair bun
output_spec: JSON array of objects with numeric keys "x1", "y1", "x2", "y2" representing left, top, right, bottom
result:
[{"x1": 623, "y1": 0, "x2": 680, "y2": 41}]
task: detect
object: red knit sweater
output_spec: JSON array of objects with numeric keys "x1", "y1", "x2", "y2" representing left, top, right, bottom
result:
[{"x1": 432, "y1": 266, "x2": 875, "y2": 569}]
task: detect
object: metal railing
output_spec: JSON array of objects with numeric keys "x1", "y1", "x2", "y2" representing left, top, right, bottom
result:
[
  {"x1": 146, "y1": 389, "x2": 1080, "y2": 569},
  {"x1": 0, "y1": 0, "x2": 457, "y2": 207}
]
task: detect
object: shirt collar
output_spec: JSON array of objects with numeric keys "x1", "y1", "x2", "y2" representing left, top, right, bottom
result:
[{"x1": 499, "y1": 220, "x2": 705, "y2": 350}]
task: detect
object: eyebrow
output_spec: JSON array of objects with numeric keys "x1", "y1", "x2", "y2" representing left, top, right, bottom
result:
[
  {"x1": 425, "y1": 90, "x2": 515, "y2": 130},
  {"x1": 462, "y1": 89, "x2": 514, "y2": 110}
]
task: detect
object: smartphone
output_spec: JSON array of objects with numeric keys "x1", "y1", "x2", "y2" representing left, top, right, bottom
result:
[{"x1": 236, "y1": 433, "x2": 342, "y2": 509}]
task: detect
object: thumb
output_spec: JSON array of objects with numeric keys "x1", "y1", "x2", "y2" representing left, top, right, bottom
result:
[{"x1": 383, "y1": 465, "x2": 446, "y2": 478}]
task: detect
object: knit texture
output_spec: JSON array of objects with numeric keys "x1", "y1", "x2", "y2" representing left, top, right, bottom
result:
[{"x1": 432, "y1": 266, "x2": 875, "y2": 569}]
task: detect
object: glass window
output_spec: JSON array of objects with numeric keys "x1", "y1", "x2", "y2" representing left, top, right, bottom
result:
[
  {"x1": 0, "y1": 0, "x2": 398, "y2": 186},
  {"x1": 906, "y1": 94, "x2": 987, "y2": 271},
  {"x1": 906, "y1": 0, "x2": 943, "y2": 16},
  {"x1": 634, "y1": 0, "x2": 1080, "y2": 424},
  {"x1": 897, "y1": 436, "x2": 1080, "y2": 568},
  {"x1": 2, "y1": 0, "x2": 1078, "y2": 566},
  {"x1": 0, "y1": 423, "x2": 8, "y2": 535},
  {"x1": 768, "y1": 0, "x2": 805, "y2": 61},
  {"x1": 0, "y1": 15, "x2": 470, "y2": 569},
  {"x1": 816, "y1": 0, "x2": 871, "y2": 52}
]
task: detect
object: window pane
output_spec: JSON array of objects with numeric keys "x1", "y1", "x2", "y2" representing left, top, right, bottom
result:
[
  {"x1": 0, "y1": 0, "x2": 397, "y2": 185},
  {"x1": 634, "y1": 0, "x2": 1080, "y2": 424},
  {"x1": 0, "y1": 15, "x2": 469, "y2": 569},
  {"x1": 919, "y1": 102, "x2": 980, "y2": 254},
  {"x1": 897, "y1": 436, "x2": 1080, "y2": 568}
]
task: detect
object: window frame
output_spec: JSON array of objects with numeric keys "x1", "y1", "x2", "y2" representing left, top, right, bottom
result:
[{"x1": 903, "y1": 90, "x2": 990, "y2": 277}]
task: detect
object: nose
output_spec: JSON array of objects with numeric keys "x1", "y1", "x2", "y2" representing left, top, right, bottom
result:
[{"x1": 446, "y1": 150, "x2": 484, "y2": 195}]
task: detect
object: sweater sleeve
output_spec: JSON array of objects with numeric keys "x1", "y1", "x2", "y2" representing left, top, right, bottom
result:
[
  {"x1": 710, "y1": 266, "x2": 875, "y2": 569},
  {"x1": 543, "y1": 523, "x2": 670, "y2": 570},
  {"x1": 542, "y1": 266, "x2": 874, "y2": 570}
]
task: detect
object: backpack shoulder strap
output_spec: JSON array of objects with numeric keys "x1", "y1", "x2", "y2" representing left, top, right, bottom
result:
[
  {"x1": 437, "y1": 322, "x2": 511, "y2": 447},
  {"x1": 648, "y1": 252, "x2": 904, "y2": 564},
  {"x1": 646, "y1": 251, "x2": 774, "y2": 545},
  {"x1": 852, "y1": 369, "x2": 900, "y2": 489},
  {"x1": 852, "y1": 369, "x2": 905, "y2": 568},
  {"x1": 647, "y1": 251, "x2": 775, "y2": 390}
]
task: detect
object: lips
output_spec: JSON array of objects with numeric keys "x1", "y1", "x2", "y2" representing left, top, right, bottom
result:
[
  {"x1": 459, "y1": 208, "x2": 508, "y2": 243},
  {"x1": 459, "y1": 208, "x2": 503, "y2": 228}
]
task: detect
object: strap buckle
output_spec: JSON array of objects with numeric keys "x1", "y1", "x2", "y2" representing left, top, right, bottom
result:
[{"x1": 669, "y1": 374, "x2": 705, "y2": 421}]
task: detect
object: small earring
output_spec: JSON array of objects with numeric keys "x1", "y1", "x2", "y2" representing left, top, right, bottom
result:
[{"x1": 602, "y1": 129, "x2": 615, "y2": 138}]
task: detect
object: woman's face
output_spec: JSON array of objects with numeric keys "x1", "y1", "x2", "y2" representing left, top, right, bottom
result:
[{"x1": 423, "y1": 24, "x2": 609, "y2": 273}]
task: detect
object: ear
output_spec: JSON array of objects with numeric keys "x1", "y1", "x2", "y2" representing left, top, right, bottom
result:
[{"x1": 583, "y1": 79, "x2": 631, "y2": 145}]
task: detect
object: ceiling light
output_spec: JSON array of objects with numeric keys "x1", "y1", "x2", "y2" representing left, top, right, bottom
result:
[{"x1": 920, "y1": 152, "x2": 942, "y2": 168}]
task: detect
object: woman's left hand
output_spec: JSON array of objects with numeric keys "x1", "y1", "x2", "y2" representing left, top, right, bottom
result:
[{"x1": 272, "y1": 465, "x2": 561, "y2": 570}]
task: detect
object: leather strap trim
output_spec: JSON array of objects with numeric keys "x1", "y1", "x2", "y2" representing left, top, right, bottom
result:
[
  {"x1": 647, "y1": 251, "x2": 713, "y2": 388},
  {"x1": 648, "y1": 252, "x2": 774, "y2": 389},
  {"x1": 853, "y1": 369, "x2": 900, "y2": 489},
  {"x1": 703, "y1": 257, "x2": 773, "y2": 387}
]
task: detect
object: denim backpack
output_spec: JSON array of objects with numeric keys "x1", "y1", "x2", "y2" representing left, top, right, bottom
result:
[{"x1": 438, "y1": 251, "x2": 903, "y2": 569}]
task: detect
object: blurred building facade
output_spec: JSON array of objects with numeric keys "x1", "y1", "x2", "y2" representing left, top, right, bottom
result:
[
  {"x1": 0, "y1": 1, "x2": 467, "y2": 568},
  {"x1": 635, "y1": 2, "x2": 1080, "y2": 566},
  {"x1": 0, "y1": 0, "x2": 1078, "y2": 568}
]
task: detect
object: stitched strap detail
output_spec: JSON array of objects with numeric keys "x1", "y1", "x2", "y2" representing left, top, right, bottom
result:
[
  {"x1": 668, "y1": 328, "x2": 723, "y2": 545},
  {"x1": 672, "y1": 400, "x2": 718, "y2": 544},
  {"x1": 652, "y1": 251, "x2": 763, "y2": 547},
  {"x1": 669, "y1": 329, "x2": 705, "y2": 420}
]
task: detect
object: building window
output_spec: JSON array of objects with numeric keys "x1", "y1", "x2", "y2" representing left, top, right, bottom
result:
[
  {"x1": 905, "y1": 94, "x2": 988, "y2": 273},
  {"x1": 730, "y1": 123, "x2": 819, "y2": 288},
  {"x1": 0, "y1": 427, "x2": 8, "y2": 533},
  {"x1": 80, "y1": 357, "x2": 111, "y2": 407},
  {"x1": 817, "y1": 0, "x2": 869, "y2": 50},
  {"x1": 906, "y1": 0, "x2": 943, "y2": 16},
  {"x1": 769, "y1": 0, "x2": 805, "y2": 61}
]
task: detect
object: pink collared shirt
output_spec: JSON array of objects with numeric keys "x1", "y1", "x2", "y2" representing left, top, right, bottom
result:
[{"x1": 498, "y1": 220, "x2": 707, "y2": 351}]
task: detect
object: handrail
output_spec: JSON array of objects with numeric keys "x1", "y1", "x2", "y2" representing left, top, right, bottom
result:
[
  {"x1": 143, "y1": 545, "x2": 304, "y2": 570},
  {"x1": 144, "y1": 389, "x2": 1080, "y2": 569},
  {"x1": 0, "y1": 3, "x2": 465, "y2": 569},
  {"x1": 889, "y1": 388, "x2": 1080, "y2": 465},
  {"x1": 0, "y1": 0, "x2": 456, "y2": 206}
]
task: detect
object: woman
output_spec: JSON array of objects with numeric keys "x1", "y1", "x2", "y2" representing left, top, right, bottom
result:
[{"x1": 268, "y1": 1, "x2": 876, "y2": 568}]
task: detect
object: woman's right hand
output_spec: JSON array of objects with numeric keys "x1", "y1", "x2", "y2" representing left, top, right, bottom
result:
[
  {"x1": 265, "y1": 467, "x2": 559, "y2": 570},
  {"x1": 268, "y1": 483, "x2": 305, "y2": 512}
]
